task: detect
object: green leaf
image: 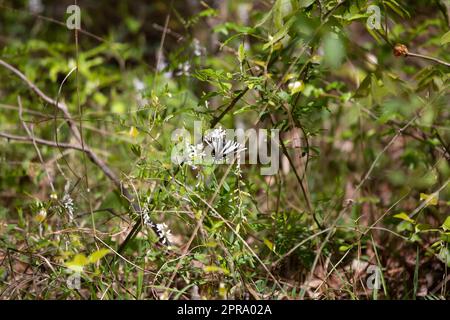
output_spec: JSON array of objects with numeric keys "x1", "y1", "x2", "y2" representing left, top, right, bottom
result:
[
  {"x1": 262, "y1": 18, "x2": 294, "y2": 51},
  {"x1": 440, "y1": 232, "x2": 450, "y2": 243},
  {"x1": 204, "y1": 265, "x2": 230, "y2": 275},
  {"x1": 299, "y1": 0, "x2": 316, "y2": 8},
  {"x1": 129, "y1": 126, "x2": 139, "y2": 138},
  {"x1": 131, "y1": 144, "x2": 142, "y2": 157},
  {"x1": 442, "y1": 216, "x2": 450, "y2": 231},
  {"x1": 440, "y1": 31, "x2": 450, "y2": 45},
  {"x1": 88, "y1": 249, "x2": 111, "y2": 264},
  {"x1": 125, "y1": 17, "x2": 141, "y2": 33},
  {"x1": 273, "y1": 0, "x2": 287, "y2": 30},
  {"x1": 339, "y1": 245, "x2": 351, "y2": 252},
  {"x1": 385, "y1": 0, "x2": 410, "y2": 18},
  {"x1": 393, "y1": 212, "x2": 415, "y2": 224},
  {"x1": 323, "y1": 32, "x2": 345, "y2": 68},
  {"x1": 415, "y1": 223, "x2": 432, "y2": 233},
  {"x1": 263, "y1": 238, "x2": 275, "y2": 252},
  {"x1": 213, "y1": 22, "x2": 254, "y2": 35},
  {"x1": 420, "y1": 193, "x2": 438, "y2": 206},
  {"x1": 112, "y1": 100, "x2": 126, "y2": 114},
  {"x1": 255, "y1": 9, "x2": 273, "y2": 28},
  {"x1": 438, "y1": 247, "x2": 450, "y2": 266},
  {"x1": 288, "y1": 80, "x2": 305, "y2": 95},
  {"x1": 199, "y1": 8, "x2": 218, "y2": 18},
  {"x1": 238, "y1": 43, "x2": 246, "y2": 63},
  {"x1": 65, "y1": 254, "x2": 89, "y2": 272}
]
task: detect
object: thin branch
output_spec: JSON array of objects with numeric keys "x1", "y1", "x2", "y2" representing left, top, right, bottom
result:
[
  {"x1": 210, "y1": 88, "x2": 249, "y2": 128},
  {"x1": 18, "y1": 96, "x2": 55, "y2": 193},
  {"x1": 407, "y1": 51, "x2": 450, "y2": 68},
  {"x1": 0, "y1": 132, "x2": 84, "y2": 151},
  {"x1": 409, "y1": 179, "x2": 449, "y2": 218}
]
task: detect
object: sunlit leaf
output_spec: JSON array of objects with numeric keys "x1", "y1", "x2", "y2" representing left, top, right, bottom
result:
[
  {"x1": 299, "y1": 0, "x2": 316, "y2": 8},
  {"x1": 263, "y1": 238, "x2": 275, "y2": 252},
  {"x1": 288, "y1": 80, "x2": 305, "y2": 95},
  {"x1": 238, "y1": 43, "x2": 246, "y2": 63},
  {"x1": 88, "y1": 249, "x2": 111, "y2": 264},
  {"x1": 35, "y1": 209, "x2": 47, "y2": 223},
  {"x1": 129, "y1": 126, "x2": 139, "y2": 138},
  {"x1": 65, "y1": 254, "x2": 89, "y2": 272},
  {"x1": 442, "y1": 216, "x2": 450, "y2": 231},
  {"x1": 204, "y1": 265, "x2": 230, "y2": 275},
  {"x1": 393, "y1": 212, "x2": 415, "y2": 224},
  {"x1": 420, "y1": 193, "x2": 438, "y2": 206},
  {"x1": 440, "y1": 31, "x2": 450, "y2": 45}
]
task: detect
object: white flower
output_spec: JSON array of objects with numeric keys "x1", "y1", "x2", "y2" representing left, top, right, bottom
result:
[
  {"x1": 156, "y1": 223, "x2": 172, "y2": 244},
  {"x1": 288, "y1": 80, "x2": 304, "y2": 94},
  {"x1": 220, "y1": 140, "x2": 245, "y2": 159},
  {"x1": 185, "y1": 143, "x2": 206, "y2": 169},
  {"x1": 142, "y1": 212, "x2": 155, "y2": 228},
  {"x1": 141, "y1": 197, "x2": 155, "y2": 228},
  {"x1": 205, "y1": 127, "x2": 226, "y2": 141},
  {"x1": 29, "y1": 0, "x2": 44, "y2": 14},
  {"x1": 175, "y1": 62, "x2": 191, "y2": 76},
  {"x1": 133, "y1": 78, "x2": 145, "y2": 91},
  {"x1": 204, "y1": 127, "x2": 245, "y2": 162},
  {"x1": 180, "y1": 126, "x2": 246, "y2": 170},
  {"x1": 62, "y1": 193, "x2": 75, "y2": 222},
  {"x1": 193, "y1": 38, "x2": 203, "y2": 57},
  {"x1": 133, "y1": 78, "x2": 148, "y2": 108},
  {"x1": 36, "y1": 208, "x2": 47, "y2": 222}
]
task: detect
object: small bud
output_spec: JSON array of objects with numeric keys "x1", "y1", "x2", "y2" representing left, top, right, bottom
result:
[{"x1": 393, "y1": 44, "x2": 409, "y2": 57}]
